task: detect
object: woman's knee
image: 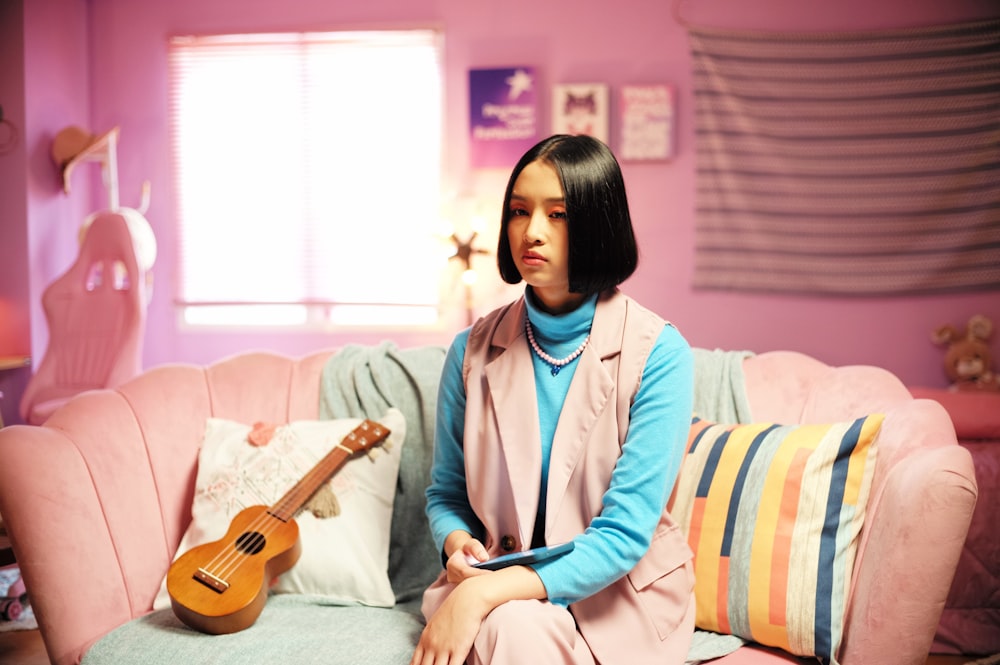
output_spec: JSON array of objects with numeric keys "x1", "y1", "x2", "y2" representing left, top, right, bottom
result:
[{"x1": 473, "y1": 600, "x2": 588, "y2": 664}]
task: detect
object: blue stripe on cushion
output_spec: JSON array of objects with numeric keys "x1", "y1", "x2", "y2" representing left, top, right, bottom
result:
[
  {"x1": 814, "y1": 416, "x2": 865, "y2": 660},
  {"x1": 721, "y1": 425, "x2": 778, "y2": 557},
  {"x1": 697, "y1": 428, "x2": 732, "y2": 498},
  {"x1": 689, "y1": 416, "x2": 713, "y2": 454}
]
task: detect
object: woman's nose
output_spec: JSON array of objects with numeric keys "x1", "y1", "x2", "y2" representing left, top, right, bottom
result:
[{"x1": 523, "y1": 211, "x2": 546, "y2": 243}]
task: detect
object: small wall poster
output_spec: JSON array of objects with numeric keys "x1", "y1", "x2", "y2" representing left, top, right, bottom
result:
[
  {"x1": 469, "y1": 67, "x2": 539, "y2": 169},
  {"x1": 551, "y1": 83, "x2": 609, "y2": 143},
  {"x1": 619, "y1": 84, "x2": 675, "y2": 161}
]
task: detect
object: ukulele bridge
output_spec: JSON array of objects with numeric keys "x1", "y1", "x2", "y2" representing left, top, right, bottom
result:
[{"x1": 193, "y1": 568, "x2": 230, "y2": 594}]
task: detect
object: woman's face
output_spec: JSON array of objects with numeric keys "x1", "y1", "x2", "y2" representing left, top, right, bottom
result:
[{"x1": 506, "y1": 159, "x2": 584, "y2": 314}]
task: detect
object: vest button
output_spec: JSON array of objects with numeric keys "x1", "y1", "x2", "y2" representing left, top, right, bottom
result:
[{"x1": 500, "y1": 535, "x2": 516, "y2": 552}]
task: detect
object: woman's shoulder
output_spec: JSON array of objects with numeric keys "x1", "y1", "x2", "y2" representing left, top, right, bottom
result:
[
  {"x1": 446, "y1": 326, "x2": 472, "y2": 359},
  {"x1": 656, "y1": 322, "x2": 691, "y2": 354},
  {"x1": 649, "y1": 323, "x2": 693, "y2": 378},
  {"x1": 608, "y1": 290, "x2": 688, "y2": 347}
]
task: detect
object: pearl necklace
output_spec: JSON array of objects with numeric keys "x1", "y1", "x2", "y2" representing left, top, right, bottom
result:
[{"x1": 525, "y1": 318, "x2": 590, "y2": 376}]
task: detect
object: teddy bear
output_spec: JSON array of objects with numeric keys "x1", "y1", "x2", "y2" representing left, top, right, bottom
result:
[{"x1": 931, "y1": 314, "x2": 1000, "y2": 392}]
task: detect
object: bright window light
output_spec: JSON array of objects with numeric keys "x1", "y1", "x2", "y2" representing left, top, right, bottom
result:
[{"x1": 169, "y1": 30, "x2": 443, "y2": 327}]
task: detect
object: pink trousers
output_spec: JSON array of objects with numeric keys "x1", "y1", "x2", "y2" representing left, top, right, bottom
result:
[
  {"x1": 468, "y1": 593, "x2": 696, "y2": 665},
  {"x1": 470, "y1": 599, "x2": 596, "y2": 665}
]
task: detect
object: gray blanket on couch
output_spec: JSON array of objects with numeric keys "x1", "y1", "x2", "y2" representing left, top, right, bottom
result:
[
  {"x1": 318, "y1": 341, "x2": 448, "y2": 604},
  {"x1": 691, "y1": 347, "x2": 755, "y2": 425}
]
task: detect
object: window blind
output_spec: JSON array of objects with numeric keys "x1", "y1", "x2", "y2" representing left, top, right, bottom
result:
[{"x1": 169, "y1": 30, "x2": 443, "y2": 325}]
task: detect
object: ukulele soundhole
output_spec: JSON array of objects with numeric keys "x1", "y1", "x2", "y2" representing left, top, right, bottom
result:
[{"x1": 235, "y1": 531, "x2": 266, "y2": 555}]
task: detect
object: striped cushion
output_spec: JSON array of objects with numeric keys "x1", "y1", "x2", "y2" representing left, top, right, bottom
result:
[{"x1": 668, "y1": 415, "x2": 883, "y2": 662}]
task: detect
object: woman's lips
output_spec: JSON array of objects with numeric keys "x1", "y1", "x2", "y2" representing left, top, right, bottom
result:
[{"x1": 522, "y1": 250, "x2": 546, "y2": 266}]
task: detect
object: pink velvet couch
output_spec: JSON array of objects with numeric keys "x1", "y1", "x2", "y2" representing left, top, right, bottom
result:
[
  {"x1": 0, "y1": 347, "x2": 977, "y2": 665},
  {"x1": 908, "y1": 387, "x2": 1000, "y2": 655}
]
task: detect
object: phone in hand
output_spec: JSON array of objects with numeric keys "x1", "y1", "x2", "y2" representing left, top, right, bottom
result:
[{"x1": 471, "y1": 542, "x2": 575, "y2": 571}]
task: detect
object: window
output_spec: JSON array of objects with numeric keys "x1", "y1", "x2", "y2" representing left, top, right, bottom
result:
[{"x1": 169, "y1": 30, "x2": 444, "y2": 327}]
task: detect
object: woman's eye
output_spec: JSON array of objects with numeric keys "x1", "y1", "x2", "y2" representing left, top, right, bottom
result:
[
  {"x1": 550, "y1": 210, "x2": 567, "y2": 219},
  {"x1": 509, "y1": 208, "x2": 528, "y2": 217}
]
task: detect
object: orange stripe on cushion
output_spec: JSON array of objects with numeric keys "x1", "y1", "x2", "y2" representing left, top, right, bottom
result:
[{"x1": 691, "y1": 494, "x2": 721, "y2": 632}]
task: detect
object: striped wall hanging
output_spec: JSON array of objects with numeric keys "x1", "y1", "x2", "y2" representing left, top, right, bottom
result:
[{"x1": 689, "y1": 19, "x2": 1000, "y2": 296}]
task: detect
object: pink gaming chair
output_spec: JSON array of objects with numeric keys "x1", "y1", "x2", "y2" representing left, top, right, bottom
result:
[{"x1": 19, "y1": 211, "x2": 146, "y2": 425}]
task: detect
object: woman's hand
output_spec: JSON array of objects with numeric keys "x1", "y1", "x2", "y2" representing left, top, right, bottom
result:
[
  {"x1": 411, "y1": 578, "x2": 491, "y2": 665},
  {"x1": 412, "y1": 558, "x2": 549, "y2": 665},
  {"x1": 444, "y1": 537, "x2": 490, "y2": 585}
]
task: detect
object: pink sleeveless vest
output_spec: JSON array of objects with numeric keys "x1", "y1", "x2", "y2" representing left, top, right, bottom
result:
[{"x1": 423, "y1": 289, "x2": 695, "y2": 664}]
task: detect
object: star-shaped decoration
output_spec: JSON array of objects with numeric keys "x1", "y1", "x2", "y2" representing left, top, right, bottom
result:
[
  {"x1": 506, "y1": 69, "x2": 534, "y2": 100},
  {"x1": 449, "y1": 232, "x2": 491, "y2": 272}
]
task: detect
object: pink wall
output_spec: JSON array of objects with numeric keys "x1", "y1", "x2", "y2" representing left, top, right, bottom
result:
[
  {"x1": 0, "y1": 0, "x2": 29, "y2": 357},
  {"x1": 9, "y1": 0, "x2": 1000, "y2": 406},
  {"x1": 24, "y1": 0, "x2": 93, "y2": 336},
  {"x1": 1, "y1": 0, "x2": 92, "y2": 425},
  {"x1": 0, "y1": 0, "x2": 30, "y2": 428}
]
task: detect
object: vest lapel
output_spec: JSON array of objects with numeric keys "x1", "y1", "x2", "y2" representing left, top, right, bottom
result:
[
  {"x1": 484, "y1": 298, "x2": 542, "y2": 546},
  {"x1": 544, "y1": 290, "x2": 626, "y2": 538}
]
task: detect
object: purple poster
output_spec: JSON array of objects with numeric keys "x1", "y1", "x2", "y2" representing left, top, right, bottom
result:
[{"x1": 469, "y1": 67, "x2": 538, "y2": 169}]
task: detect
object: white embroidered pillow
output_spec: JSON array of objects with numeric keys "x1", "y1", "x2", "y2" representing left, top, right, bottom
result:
[{"x1": 154, "y1": 409, "x2": 406, "y2": 610}]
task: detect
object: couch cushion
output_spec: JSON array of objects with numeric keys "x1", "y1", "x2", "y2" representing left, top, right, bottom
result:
[
  {"x1": 154, "y1": 410, "x2": 406, "y2": 612},
  {"x1": 668, "y1": 414, "x2": 883, "y2": 662},
  {"x1": 83, "y1": 596, "x2": 425, "y2": 665}
]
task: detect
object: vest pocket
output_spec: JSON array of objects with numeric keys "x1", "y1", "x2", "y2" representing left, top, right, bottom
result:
[{"x1": 627, "y1": 524, "x2": 694, "y2": 640}]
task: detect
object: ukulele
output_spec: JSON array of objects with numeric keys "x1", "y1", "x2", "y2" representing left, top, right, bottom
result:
[{"x1": 166, "y1": 419, "x2": 391, "y2": 635}]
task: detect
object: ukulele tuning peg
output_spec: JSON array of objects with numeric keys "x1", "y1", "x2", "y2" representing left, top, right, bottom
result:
[{"x1": 367, "y1": 439, "x2": 391, "y2": 459}]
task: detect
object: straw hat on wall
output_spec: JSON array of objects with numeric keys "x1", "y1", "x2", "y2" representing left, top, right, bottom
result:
[{"x1": 50, "y1": 125, "x2": 119, "y2": 170}]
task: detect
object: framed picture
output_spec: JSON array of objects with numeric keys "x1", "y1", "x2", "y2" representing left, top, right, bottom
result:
[
  {"x1": 619, "y1": 84, "x2": 675, "y2": 161},
  {"x1": 469, "y1": 67, "x2": 539, "y2": 168},
  {"x1": 551, "y1": 83, "x2": 609, "y2": 143}
]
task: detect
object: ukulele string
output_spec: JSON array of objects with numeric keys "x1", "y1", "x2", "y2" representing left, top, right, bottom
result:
[
  {"x1": 198, "y1": 464, "x2": 321, "y2": 578},
  {"x1": 201, "y1": 476, "x2": 320, "y2": 581},
  {"x1": 198, "y1": 423, "x2": 383, "y2": 582},
  {"x1": 199, "y1": 508, "x2": 282, "y2": 581},
  {"x1": 204, "y1": 463, "x2": 332, "y2": 580},
  {"x1": 200, "y1": 443, "x2": 359, "y2": 581}
]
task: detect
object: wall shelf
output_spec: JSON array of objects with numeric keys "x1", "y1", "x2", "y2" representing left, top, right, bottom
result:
[{"x1": 0, "y1": 356, "x2": 30, "y2": 371}]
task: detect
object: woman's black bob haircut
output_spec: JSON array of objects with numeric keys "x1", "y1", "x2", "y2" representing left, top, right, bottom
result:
[{"x1": 497, "y1": 134, "x2": 639, "y2": 295}]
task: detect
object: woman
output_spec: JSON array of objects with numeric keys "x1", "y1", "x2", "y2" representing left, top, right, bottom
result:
[{"x1": 413, "y1": 135, "x2": 695, "y2": 665}]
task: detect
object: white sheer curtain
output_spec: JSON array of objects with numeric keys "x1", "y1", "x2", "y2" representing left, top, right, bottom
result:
[{"x1": 169, "y1": 30, "x2": 443, "y2": 326}]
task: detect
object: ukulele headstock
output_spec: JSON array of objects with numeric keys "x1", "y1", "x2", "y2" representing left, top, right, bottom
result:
[{"x1": 341, "y1": 419, "x2": 391, "y2": 455}]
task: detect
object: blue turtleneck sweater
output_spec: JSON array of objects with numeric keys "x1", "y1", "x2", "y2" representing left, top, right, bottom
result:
[{"x1": 425, "y1": 289, "x2": 693, "y2": 606}]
